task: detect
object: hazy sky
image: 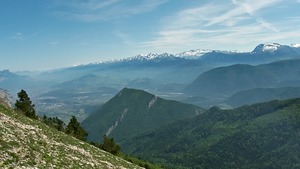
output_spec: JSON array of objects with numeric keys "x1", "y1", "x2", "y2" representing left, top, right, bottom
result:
[{"x1": 1, "y1": 0, "x2": 300, "y2": 71}]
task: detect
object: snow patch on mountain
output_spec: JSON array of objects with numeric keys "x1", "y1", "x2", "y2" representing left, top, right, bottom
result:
[
  {"x1": 137, "y1": 53, "x2": 160, "y2": 59},
  {"x1": 291, "y1": 43, "x2": 300, "y2": 48},
  {"x1": 252, "y1": 43, "x2": 283, "y2": 53},
  {"x1": 123, "y1": 53, "x2": 174, "y2": 62},
  {"x1": 175, "y1": 49, "x2": 242, "y2": 59},
  {"x1": 262, "y1": 43, "x2": 281, "y2": 52},
  {"x1": 175, "y1": 49, "x2": 212, "y2": 59}
]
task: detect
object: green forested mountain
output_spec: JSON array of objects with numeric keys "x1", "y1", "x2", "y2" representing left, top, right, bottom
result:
[
  {"x1": 226, "y1": 87, "x2": 300, "y2": 107},
  {"x1": 0, "y1": 104, "x2": 141, "y2": 168},
  {"x1": 122, "y1": 98, "x2": 300, "y2": 169},
  {"x1": 82, "y1": 88, "x2": 204, "y2": 143},
  {"x1": 185, "y1": 59, "x2": 300, "y2": 98}
]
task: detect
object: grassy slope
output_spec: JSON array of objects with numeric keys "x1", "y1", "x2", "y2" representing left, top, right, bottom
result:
[
  {"x1": 0, "y1": 105, "x2": 141, "y2": 169},
  {"x1": 122, "y1": 98, "x2": 300, "y2": 169}
]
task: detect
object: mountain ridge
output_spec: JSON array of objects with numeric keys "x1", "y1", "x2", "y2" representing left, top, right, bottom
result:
[
  {"x1": 71, "y1": 42, "x2": 300, "y2": 67},
  {"x1": 185, "y1": 59, "x2": 300, "y2": 99},
  {"x1": 225, "y1": 86, "x2": 300, "y2": 107},
  {"x1": 82, "y1": 88, "x2": 204, "y2": 143},
  {"x1": 122, "y1": 98, "x2": 300, "y2": 168}
]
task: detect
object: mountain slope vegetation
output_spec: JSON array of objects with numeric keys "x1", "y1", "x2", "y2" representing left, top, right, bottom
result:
[
  {"x1": 82, "y1": 88, "x2": 204, "y2": 143},
  {"x1": 122, "y1": 98, "x2": 300, "y2": 169},
  {"x1": 226, "y1": 87, "x2": 300, "y2": 107},
  {"x1": 0, "y1": 104, "x2": 141, "y2": 168},
  {"x1": 185, "y1": 59, "x2": 300, "y2": 99}
]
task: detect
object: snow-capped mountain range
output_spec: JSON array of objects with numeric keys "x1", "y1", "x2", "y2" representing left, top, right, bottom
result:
[
  {"x1": 174, "y1": 49, "x2": 213, "y2": 59},
  {"x1": 76, "y1": 43, "x2": 300, "y2": 67},
  {"x1": 122, "y1": 53, "x2": 174, "y2": 61},
  {"x1": 116, "y1": 43, "x2": 300, "y2": 62}
]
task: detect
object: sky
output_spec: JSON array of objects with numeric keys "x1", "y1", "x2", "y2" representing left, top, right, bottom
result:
[{"x1": 0, "y1": 0, "x2": 300, "y2": 71}]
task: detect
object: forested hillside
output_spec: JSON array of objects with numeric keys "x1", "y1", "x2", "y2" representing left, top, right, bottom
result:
[
  {"x1": 82, "y1": 88, "x2": 204, "y2": 142},
  {"x1": 123, "y1": 98, "x2": 300, "y2": 169},
  {"x1": 186, "y1": 59, "x2": 300, "y2": 98},
  {"x1": 226, "y1": 87, "x2": 300, "y2": 107}
]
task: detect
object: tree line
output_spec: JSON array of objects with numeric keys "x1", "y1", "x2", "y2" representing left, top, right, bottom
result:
[{"x1": 15, "y1": 89, "x2": 119, "y2": 155}]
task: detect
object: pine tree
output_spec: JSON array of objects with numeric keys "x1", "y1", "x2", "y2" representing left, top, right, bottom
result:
[
  {"x1": 100, "y1": 135, "x2": 120, "y2": 155},
  {"x1": 15, "y1": 89, "x2": 37, "y2": 119},
  {"x1": 42, "y1": 115, "x2": 65, "y2": 131},
  {"x1": 65, "y1": 116, "x2": 88, "y2": 141}
]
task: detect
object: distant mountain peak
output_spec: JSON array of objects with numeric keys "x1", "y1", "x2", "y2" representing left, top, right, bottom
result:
[
  {"x1": 252, "y1": 43, "x2": 283, "y2": 53},
  {"x1": 263, "y1": 43, "x2": 281, "y2": 52},
  {"x1": 0, "y1": 69, "x2": 13, "y2": 76},
  {"x1": 135, "y1": 53, "x2": 159, "y2": 59},
  {"x1": 254, "y1": 43, "x2": 282, "y2": 53},
  {"x1": 117, "y1": 52, "x2": 175, "y2": 62},
  {"x1": 291, "y1": 43, "x2": 300, "y2": 48},
  {"x1": 118, "y1": 87, "x2": 154, "y2": 98},
  {"x1": 175, "y1": 49, "x2": 212, "y2": 59},
  {"x1": 251, "y1": 43, "x2": 300, "y2": 56},
  {"x1": 175, "y1": 49, "x2": 241, "y2": 59},
  {"x1": 82, "y1": 87, "x2": 203, "y2": 142},
  {"x1": 0, "y1": 69, "x2": 19, "y2": 82}
]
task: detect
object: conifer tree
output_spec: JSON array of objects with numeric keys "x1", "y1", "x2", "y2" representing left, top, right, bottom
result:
[
  {"x1": 42, "y1": 115, "x2": 65, "y2": 131},
  {"x1": 66, "y1": 116, "x2": 88, "y2": 141},
  {"x1": 15, "y1": 89, "x2": 37, "y2": 119},
  {"x1": 100, "y1": 135, "x2": 120, "y2": 155}
]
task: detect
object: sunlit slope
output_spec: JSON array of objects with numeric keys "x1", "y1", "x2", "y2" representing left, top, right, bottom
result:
[{"x1": 0, "y1": 105, "x2": 141, "y2": 169}]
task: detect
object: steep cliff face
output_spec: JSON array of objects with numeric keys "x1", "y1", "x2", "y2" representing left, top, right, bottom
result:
[{"x1": 0, "y1": 89, "x2": 13, "y2": 108}]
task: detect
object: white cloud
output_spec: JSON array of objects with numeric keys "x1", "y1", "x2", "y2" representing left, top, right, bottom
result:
[
  {"x1": 205, "y1": 0, "x2": 280, "y2": 28},
  {"x1": 255, "y1": 18, "x2": 279, "y2": 32},
  {"x1": 55, "y1": 0, "x2": 168, "y2": 21},
  {"x1": 141, "y1": 0, "x2": 296, "y2": 52}
]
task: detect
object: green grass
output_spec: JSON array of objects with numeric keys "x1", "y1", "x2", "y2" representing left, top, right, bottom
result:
[{"x1": 0, "y1": 104, "x2": 142, "y2": 169}]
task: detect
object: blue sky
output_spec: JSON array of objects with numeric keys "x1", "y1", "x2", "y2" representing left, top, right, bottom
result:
[{"x1": 1, "y1": 0, "x2": 300, "y2": 71}]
